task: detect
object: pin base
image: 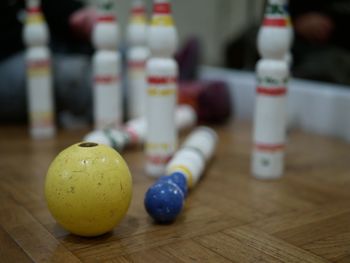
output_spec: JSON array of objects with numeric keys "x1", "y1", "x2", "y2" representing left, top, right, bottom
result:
[
  {"x1": 30, "y1": 127, "x2": 55, "y2": 139},
  {"x1": 251, "y1": 150, "x2": 284, "y2": 180}
]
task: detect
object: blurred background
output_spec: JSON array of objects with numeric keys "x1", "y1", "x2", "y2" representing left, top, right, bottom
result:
[
  {"x1": 83, "y1": 0, "x2": 264, "y2": 66},
  {"x1": 1, "y1": 0, "x2": 350, "y2": 140}
]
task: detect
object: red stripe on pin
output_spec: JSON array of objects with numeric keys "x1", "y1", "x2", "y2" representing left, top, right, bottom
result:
[
  {"x1": 28, "y1": 60, "x2": 50, "y2": 68},
  {"x1": 255, "y1": 143, "x2": 285, "y2": 152},
  {"x1": 148, "y1": 76, "x2": 176, "y2": 84},
  {"x1": 147, "y1": 155, "x2": 172, "y2": 165},
  {"x1": 124, "y1": 127, "x2": 139, "y2": 143},
  {"x1": 94, "y1": 75, "x2": 119, "y2": 84},
  {"x1": 132, "y1": 7, "x2": 145, "y2": 15},
  {"x1": 153, "y1": 3, "x2": 171, "y2": 14},
  {"x1": 263, "y1": 18, "x2": 287, "y2": 27},
  {"x1": 27, "y1": 7, "x2": 41, "y2": 14},
  {"x1": 257, "y1": 87, "x2": 287, "y2": 96},
  {"x1": 97, "y1": 15, "x2": 116, "y2": 22}
]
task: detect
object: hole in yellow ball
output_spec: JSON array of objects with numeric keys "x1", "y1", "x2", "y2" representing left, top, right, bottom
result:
[{"x1": 79, "y1": 142, "x2": 98, "y2": 147}]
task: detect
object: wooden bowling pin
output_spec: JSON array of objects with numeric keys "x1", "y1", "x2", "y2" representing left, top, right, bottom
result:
[
  {"x1": 144, "y1": 127, "x2": 218, "y2": 223},
  {"x1": 23, "y1": 0, "x2": 55, "y2": 139},
  {"x1": 252, "y1": 0, "x2": 291, "y2": 179},
  {"x1": 92, "y1": 0, "x2": 122, "y2": 129},
  {"x1": 145, "y1": 0, "x2": 178, "y2": 177},
  {"x1": 252, "y1": 59, "x2": 289, "y2": 179},
  {"x1": 166, "y1": 127, "x2": 218, "y2": 189},
  {"x1": 127, "y1": 0, "x2": 150, "y2": 119},
  {"x1": 84, "y1": 105, "x2": 196, "y2": 151}
]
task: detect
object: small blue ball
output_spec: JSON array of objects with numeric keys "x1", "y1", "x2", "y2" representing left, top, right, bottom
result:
[
  {"x1": 158, "y1": 173, "x2": 188, "y2": 197},
  {"x1": 144, "y1": 181, "x2": 184, "y2": 223},
  {"x1": 169, "y1": 172, "x2": 188, "y2": 197}
]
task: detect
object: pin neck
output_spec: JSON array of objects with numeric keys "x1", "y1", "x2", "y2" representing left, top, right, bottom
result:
[
  {"x1": 268, "y1": 0, "x2": 287, "y2": 5},
  {"x1": 26, "y1": 0, "x2": 40, "y2": 9}
]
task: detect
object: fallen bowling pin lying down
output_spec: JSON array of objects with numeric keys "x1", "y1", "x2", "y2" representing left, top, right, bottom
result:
[
  {"x1": 144, "y1": 126, "x2": 218, "y2": 223},
  {"x1": 83, "y1": 105, "x2": 196, "y2": 151}
]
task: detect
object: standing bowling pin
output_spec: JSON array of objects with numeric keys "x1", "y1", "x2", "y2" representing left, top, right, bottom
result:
[
  {"x1": 127, "y1": 0, "x2": 150, "y2": 119},
  {"x1": 92, "y1": 0, "x2": 121, "y2": 129},
  {"x1": 252, "y1": 0, "x2": 291, "y2": 179},
  {"x1": 23, "y1": 0, "x2": 55, "y2": 139},
  {"x1": 252, "y1": 60, "x2": 289, "y2": 179},
  {"x1": 84, "y1": 105, "x2": 196, "y2": 152},
  {"x1": 144, "y1": 127, "x2": 218, "y2": 223},
  {"x1": 145, "y1": 0, "x2": 178, "y2": 177}
]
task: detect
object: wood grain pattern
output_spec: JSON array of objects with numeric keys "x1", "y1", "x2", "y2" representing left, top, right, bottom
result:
[{"x1": 1, "y1": 122, "x2": 350, "y2": 262}]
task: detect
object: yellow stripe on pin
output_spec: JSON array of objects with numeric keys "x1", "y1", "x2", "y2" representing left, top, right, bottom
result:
[
  {"x1": 146, "y1": 143, "x2": 170, "y2": 150},
  {"x1": 27, "y1": 14, "x2": 44, "y2": 24},
  {"x1": 31, "y1": 111, "x2": 54, "y2": 127},
  {"x1": 169, "y1": 165, "x2": 194, "y2": 189},
  {"x1": 151, "y1": 15, "x2": 173, "y2": 26},
  {"x1": 148, "y1": 87, "x2": 175, "y2": 96},
  {"x1": 130, "y1": 15, "x2": 147, "y2": 25},
  {"x1": 28, "y1": 68, "x2": 50, "y2": 77}
]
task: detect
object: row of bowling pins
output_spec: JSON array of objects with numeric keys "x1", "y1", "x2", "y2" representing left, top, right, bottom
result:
[
  {"x1": 92, "y1": 0, "x2": 179, "y2": 177},
  {"x1": 24, "y1": 0, "x2": 180, "y2": 178},
  {"x1": 23, "y1": 0, "x2": 177, "y2": 141},
  {"x1": 252, "y1": 0, "x2": 293, "y2": 179}
]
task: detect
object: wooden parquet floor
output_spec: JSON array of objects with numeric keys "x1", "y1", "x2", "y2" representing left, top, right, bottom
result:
[{"x1": 1, "y1": 122, "x2": 350, "y2": 262}]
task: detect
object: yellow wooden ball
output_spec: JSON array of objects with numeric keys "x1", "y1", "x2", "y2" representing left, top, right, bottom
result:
[{"x1": 45, "y1": 142, "x2": 132, "y2": 237}]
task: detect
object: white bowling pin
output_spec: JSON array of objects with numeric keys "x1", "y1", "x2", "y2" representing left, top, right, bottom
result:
[
  {"x1": 145, "y1": 0, "x2": 178, "y2": 177},
  {"x1": 84, "y1": 105, "x2": 196, "y2": 151},
  {"x1": 127, "y1": 0, "x2": 150, "y2": 119},
  {"x1": 23, "y1": 0, "x2": 55, "y2": 139},
  {"x1": 92, "y1": 50, "x2": 121, "y2": 129},
  {"x1": 252, "y1": 59, "x2": 289, "y2": 179},
  {"x1": 146, "y1": 58, "x2": 178, "y2": 177},
  {"x1": 166, "y1": 127, "x2": 218, "y2": 189},
  {"x1": 92, "y1": 0, "x2": 122, "y2": 129}
]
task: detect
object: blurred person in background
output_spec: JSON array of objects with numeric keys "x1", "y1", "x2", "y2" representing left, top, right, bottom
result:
[
  {"x1": 0, "y1": 0, "x2": 96, "y2": 126},
  {"x1": 225, "y1": 0, "x2": 350, "y2": 86},
  {"x1": 290, "y1": 0, "x2": 350, "y2": 85}
]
